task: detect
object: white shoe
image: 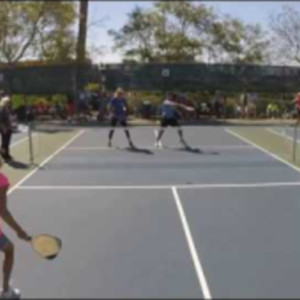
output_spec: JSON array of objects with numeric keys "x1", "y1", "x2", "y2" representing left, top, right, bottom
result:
[
  {"x1": 154, "y1": 141, "x2": 163, "y2": 148},
  {"x1": 0, "y1": 287, "x2": 21, "y2": 299}
]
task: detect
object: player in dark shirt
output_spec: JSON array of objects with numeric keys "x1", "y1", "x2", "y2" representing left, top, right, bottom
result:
[
  {"x1": 107, "y1": 88, "x2": 134, "y2": 148},
  {"x1": 0, "y1": 96, "x2": 13, "y2": 161}
]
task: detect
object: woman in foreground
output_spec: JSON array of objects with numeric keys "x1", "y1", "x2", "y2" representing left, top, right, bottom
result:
[{"x1": 0, "y1": 157, "x2": 30, "y2": 299}]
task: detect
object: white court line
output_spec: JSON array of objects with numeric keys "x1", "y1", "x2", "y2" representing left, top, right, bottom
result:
[
  {"x1": 226, "y1": 128, "x2": 300, "y2": 174},
  {"x1": 17, "y1": 181, "x2": 300, "y2": 190},
  {"x1": 172, "y1": 187, "x2": 212, "y2": 299},
  {"x1": 8, "y1": 130, "x2": 85, "y2": 195},
  {"x1": 65, "y1": 145, "x2": 253, "y2": 151}
]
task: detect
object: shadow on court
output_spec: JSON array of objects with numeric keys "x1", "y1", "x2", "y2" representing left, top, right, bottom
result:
[
  {"x1": 34, "y1": 128, "x2": 75, "y2": 134},
  {"x1": 6, "y1": 160, "x2": 31, "y2": 169},
  {"x1": 170, "y1": 146, "x2": 220, "y2": 155},
  {"x1": 118, "y1": 146, "x2": 154, "y2": 155},
  {"x1": 7, "y1": 160, "x2": 47, "y2": 170}
]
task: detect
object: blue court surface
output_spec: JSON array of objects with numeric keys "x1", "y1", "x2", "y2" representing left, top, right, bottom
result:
[{"x1": 4, "y1": 126, "x2": 300, "y2": 298}]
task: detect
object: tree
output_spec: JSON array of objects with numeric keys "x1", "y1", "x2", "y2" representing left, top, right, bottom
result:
[
  {"x1": 152, "y1": 1, "x2": 203, "y2": 62},
  {"x1": 0, "y1": 1, "x2": 78, "y2": 64},
  {"x1": 269, "y1": 5, "x2": 300, "y2": 65},
  {"x1": 0, "y1": 2, "x2": 44, "y2": 63},
  {"x1": 109, "y1": 1, "x2": 269, "y2": 64},
  {"x1": 108, "y1": 6, "x2": 157, "y2": 62},
  {"x1": 109, "y1": 2, "x2": 209, "y2": 62},
  {"x1": 207, "y1": 17, "x2": 269, "y2": 64},
  {"x1": 36, "y1": 1, "x2": 77, "y2": 62}
]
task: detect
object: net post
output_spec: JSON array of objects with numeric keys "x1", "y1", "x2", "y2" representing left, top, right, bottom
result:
[
  {"x1": 28, "y1": 121, "x2": 34, "y2": 165},
  {"x1": 293, "y1": 121, "x2": 298, "y2": 162},
  {"x1": 25, "y1": 99, "x2": 35, "y2": 165}
]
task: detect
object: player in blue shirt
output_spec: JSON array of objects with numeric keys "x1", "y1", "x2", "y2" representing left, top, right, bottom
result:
[
  {"x1": 155, "y1": 93, "x2": 195, "y2": 148},
  {"x1": 107, "y1": 88, "x2": 134, "y2": 148}
]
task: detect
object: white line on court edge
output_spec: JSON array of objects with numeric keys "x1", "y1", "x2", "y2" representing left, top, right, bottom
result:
[
  {"x1": 171, "y1": 186, "x2": 212, "y2": 299},
  {"x1": 17, "y1": 181, "x2": 300, "y2": 190},
  {"x1": 225, "y1": 128, "x2": 300, "y2": 174},
  {"x1": 8, "y1": 130, "x2": 85, "y2": 195},
  {"x1": 65, "y1": 145, "x2": 253, "y2": 151}
]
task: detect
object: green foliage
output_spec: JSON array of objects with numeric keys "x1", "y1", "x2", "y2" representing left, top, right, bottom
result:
[
  {"x1": 85, "y1": 83, "x2": 100, "y2": 92},
  {"x1": 208, "y1": 18, "x2": 269, "y2": 63},
  {"x1": 109, "y1": 1, "x2": 269, "y2": 64},
  {"x1": 0, "y1": 2, "x2": 43, "y2": 63},
  {"x1": 35, "y1": 2, "x2": 77, "y2": 62},
  {"x1": 0, "y1": 1, "x2": 77, "y2": 64},
  {"x1": 109, "y1": 2, "x2": 204, "y2": 62},
  {"x1": 52, "y1": 94, "x2": 68, "y2": 104},
  {"x1": 109, "y1": 6, "x2": 157, "y2": 62},
  {"x1": 11, "y1": 94, "x2": 68, "y2": 109}
]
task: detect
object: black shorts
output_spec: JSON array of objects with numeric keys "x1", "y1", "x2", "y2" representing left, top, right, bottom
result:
[
  {"x1": 161, "y1": 118, "x2": 179, "y2": 127},
  {"x1": 110, "y1": 117, "x2": 127, "y2": 127},
  {"x1": 0, "y1": 233, "x2": 9, "y2": 250}
]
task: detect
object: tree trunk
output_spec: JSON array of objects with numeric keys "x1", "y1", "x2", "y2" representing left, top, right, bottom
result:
[
  {"x1": 75, "y1": 0, "x2": 88, "y2": 113},
  {"x1": 76, "y1": 0, "x2": 88, "y2": 63}
]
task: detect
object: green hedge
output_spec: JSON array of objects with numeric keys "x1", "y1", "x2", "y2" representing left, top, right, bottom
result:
[{"x1": 11, "y1": 94, "x2": 68, "y2": 109}]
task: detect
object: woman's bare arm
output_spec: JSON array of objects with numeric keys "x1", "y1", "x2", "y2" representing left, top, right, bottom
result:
[{"x1": 0, "y1": 189, "x2": 30, "y2": 240}]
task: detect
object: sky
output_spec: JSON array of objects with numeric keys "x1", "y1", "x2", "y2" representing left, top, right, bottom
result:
[{"x1": 86, "y1": 1, "x2": 300, "y2": 63}]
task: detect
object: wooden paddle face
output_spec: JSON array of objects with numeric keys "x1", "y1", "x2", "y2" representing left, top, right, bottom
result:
[{"x1": 31, "y1": 235, "x2": 62, "y2": 260}]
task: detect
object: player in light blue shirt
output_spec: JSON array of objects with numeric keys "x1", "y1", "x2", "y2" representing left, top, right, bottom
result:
[{"x1": 155, "y1": 93, "x2": 195, "y2": 148}]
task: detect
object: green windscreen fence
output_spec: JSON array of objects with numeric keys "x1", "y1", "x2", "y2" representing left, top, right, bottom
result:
[
  {"x1": 1, "y1": 62, "x2": 300, "y2": 95},
  {"x1": 101, "y1": 63, "x2": 300, "y2": 93},
  {"x1": 0, "y1": 63, "x2": 99, "y2": 95}
]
